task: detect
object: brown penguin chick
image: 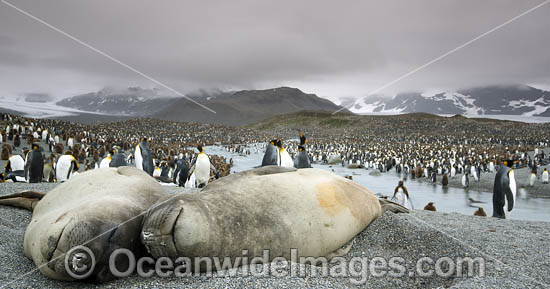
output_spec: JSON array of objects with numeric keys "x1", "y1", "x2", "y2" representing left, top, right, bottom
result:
[
  {"x1": 14, "y1": 135, "x2": 21, "y2": 147},
  {"x1": 424, "y1": 202, "x2": 436, "y2": 211},
  {"x1": 55, "y1": 143, "x2": 64, "y2": 154},
  {"x1": 416, "y1": 166, "x2": 423, "y2": 178},
  {"x1": 27, "y1": 134, "x2": 34, "y2": 145},
  {"x1": 98, "y1": 146, "x2": 106, "y2": 158},
  {"x1": 442, "y1": 173, "x2": 448, "y2": 186},
  {"x1": 474, "y1": 207, "x2": 487, "y2": 217},
  {"x1": 1, "y1": 146, "x2": 9, "y2": 160}
]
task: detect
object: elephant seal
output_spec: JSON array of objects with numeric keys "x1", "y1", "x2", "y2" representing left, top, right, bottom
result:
[
  {"x1": 141, "y1": 166, "x2": 406, "y2": 271},
  {"x1": 0, "y1": 167, "x2": 170, "y2": 282}
]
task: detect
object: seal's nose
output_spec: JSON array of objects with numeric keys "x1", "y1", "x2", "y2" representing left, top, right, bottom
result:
[{"x1": 141, "y1": 202, "x2": 184, "y2": 258}]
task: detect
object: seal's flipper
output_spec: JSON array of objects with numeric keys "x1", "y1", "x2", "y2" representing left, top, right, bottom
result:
[
  {"x1": 325, "y1": 240, "x2": 354, "y2": 261},
  {"x1": 379, "y1": 198, "x2": 409, "y2": 214},
  {"x1": 0, "y1": 190, "x2": 45, "y2": 211},
  {"x1": 246, "y1": 165, "x2": 297, "y2": 176},
  {"x1": 204, "y1": 165, "x2": 297, "y2": 190}
]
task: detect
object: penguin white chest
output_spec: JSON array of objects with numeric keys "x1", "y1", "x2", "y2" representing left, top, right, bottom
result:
[
  {"x1": 135, "y1": 145, "x2": 143, "y2": 170},
  {"x1": 195, "y1": 153, "x2": 211, "y2": 185},
  {"x1": 153, "y1": 167, "x2": 161, "y2": 177},
  {"x1": 9, "y1": 155, "x2": 25, "y2": 171},
  {"x1": 56, "y1": 155, "x2": 75, "y2": 182},
  {"x1": 99, "y1": 157, "x2": 111, "y2": 168},
  {"x1": 505, "y1": 170, "x2": 517, "y2": 219},
  {"x1": 279, "y1": 149, "x2": 293, "y2": 167},
  {"x1": 529, "y1": 173, "x2": 536, "y2": 186}
]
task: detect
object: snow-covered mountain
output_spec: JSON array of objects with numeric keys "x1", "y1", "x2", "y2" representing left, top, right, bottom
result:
[
  {"x1": 348, "y1": 85, "x2": 550, "y2": 117},
  {"x1": 56, "y1": 87, "x2": 179, "y2": 116}
]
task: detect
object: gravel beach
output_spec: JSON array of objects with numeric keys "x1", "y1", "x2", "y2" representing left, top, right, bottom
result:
[{"x1": 1, "y1": 183, "x2": 549, "y2": 288}]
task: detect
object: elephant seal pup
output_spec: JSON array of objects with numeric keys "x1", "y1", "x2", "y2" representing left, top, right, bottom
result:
[
  {"x1": 141, "y1": 166, "x2": 406, "y2": 271},
  {"x1": 0, "y1": 167, "x2": 170, "y2": 282}
]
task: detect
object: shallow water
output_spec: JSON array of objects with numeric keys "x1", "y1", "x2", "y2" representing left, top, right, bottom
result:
[{"x1": 207, "y1": 145, "x2": 550, "y2": 222}]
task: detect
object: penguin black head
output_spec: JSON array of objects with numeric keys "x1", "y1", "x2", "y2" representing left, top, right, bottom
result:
[
  {"x1": 298, "y1": 145, "x2": 305, "y2": 152},
  {"x1": 299, "y1": 132, "x2": 307, "y2": 145},
  {"x1": 0, "y1": 172, "x2": 4, "y2": 181},
  {"x1": 269, "y1": 139, "x2": 277, "y2": 146},
  {"x1": 197, "y1": 144, "x2": 204, "y2": 153},
  {"x1": 142, "y1": 137, "x2": 148, "y2": 143},
  {"x1": 504, "y1": 160, "x2": 513, "y2": 168},
  {"x1": 32, "y1": 143, "x2": 39, "y2": 150},
  {"x1": 275, "y1": 139, "x2": 282, "y2": 148}
]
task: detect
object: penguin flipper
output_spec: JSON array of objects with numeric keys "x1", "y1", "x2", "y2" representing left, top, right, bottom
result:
[
  {"x1": 0, "y1": 190, "x2": 45, "y2": 211},
  {"x1": 188, "y1": 164, "x2": 196, "y2": 177},
  {"x1": 379, "y1": 198, "x2": 409, "y2": 214},
  {"x1": 505, "y1": 186, "x2": 514, "y2": 212}
]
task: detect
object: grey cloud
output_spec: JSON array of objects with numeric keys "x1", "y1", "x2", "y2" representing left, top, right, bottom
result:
[{"x1": 0, "y1": 0, "x2": 548, "y2": 100}]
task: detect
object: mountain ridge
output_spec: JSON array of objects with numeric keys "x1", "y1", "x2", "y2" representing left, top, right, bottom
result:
[
  {"x1": 55, "y1": 86, "x2": 348, "y2": 125},
  {"x1": 350, "y1": 85, "x2": 550, "y2": 117}
]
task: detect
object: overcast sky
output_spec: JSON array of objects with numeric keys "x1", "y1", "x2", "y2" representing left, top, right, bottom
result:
[{"x1": 1, "y1": 0, "x2": 548, "y2": 103}]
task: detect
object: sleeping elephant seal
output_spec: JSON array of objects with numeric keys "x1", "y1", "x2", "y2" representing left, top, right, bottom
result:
[
  {"x1": 141, "y1": 166, "x2": 406, "y2": 271},
  {"x1": 0, "y1": 167, "x2": 170, "y2": 282}
]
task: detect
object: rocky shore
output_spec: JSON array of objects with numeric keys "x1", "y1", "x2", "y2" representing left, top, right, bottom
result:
[{"x1": 1, "y1": 183, "x2": 548, "y2": 288}]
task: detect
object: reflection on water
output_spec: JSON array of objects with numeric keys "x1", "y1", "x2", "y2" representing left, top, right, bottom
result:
[{"x1": 207, "y1": 145, "x2": 550, "y2": 222}]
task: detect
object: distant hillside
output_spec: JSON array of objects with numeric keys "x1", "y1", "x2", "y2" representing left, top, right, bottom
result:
[
  {"x1": 56, "y1": 86, "x2": 348, "y2": 125},
  {"x1": 248, "y1": 110, "x2": 536, "y2": 134},
  {"x1": 153, "y1": 87, "x2": 347, "y2": 126},
  {"x1": 351, "y1": 85, "x2": 550, "y2": 116}
]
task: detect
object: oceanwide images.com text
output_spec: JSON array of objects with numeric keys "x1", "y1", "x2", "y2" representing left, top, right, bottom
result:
[{"x1": 65, "y1": 246, "x2": 485, "y2": 284}]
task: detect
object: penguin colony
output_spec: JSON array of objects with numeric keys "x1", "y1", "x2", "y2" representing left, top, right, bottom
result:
[
  {"x1": 1, "y1": 112, "x2": 549, "y2": 219},
  {"x1": 0, "y1": 113, "x2": 243, "y2": 184}
]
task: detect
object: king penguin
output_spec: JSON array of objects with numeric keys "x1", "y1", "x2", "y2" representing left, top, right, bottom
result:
[
  {"x1": 261, "y1": 139, "x2": 279, "y2": 166},
  {"x1": 99, "y1": 148, "x2": 114, "y2": 168},
  {"x1": 56, "y1": 152, "x2": 79, "y2": 183},
  {"x1": 529, "y1": 170, "x2": 536, "y2": 187},
  {"x1": 189, "y1": 144, "x2": 218, "y2": 188},
  {"x1": 189, "y1": 145, "x2": 218, "y2": 188},
  {"x1": 4, "y1": 154, "x2": 26, "y2": 182},
  {"x1": 543, "y1": 168, "x2": 549, "y2": 184},
  {"x1": 135, "y1": 137, "x2": 154, "y2": 176},
  {"x1": 276, "y1": 139, "x2": 294, "y2": 168},
  {"x1": 5, "y1": 154, "x2": 25, "y2": 173},
  {"x1": 294, "y1": 132, "x2": 311, "y2": 168},
  {"x1": 24, "y1": 143, "x2": 44, "y2": 183},
  {"x1": 173, "y1": 154, "x2": 190, "y2": 187},
  {"x1": 109, "y1": 147, "x2": 128, "y2": 167},
  {"x1": 461, "y1": 172, "x2": 469, "y2": 188},
  {"x1": 492, "y1": 160, "x2": 516, "y2": 219}
]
